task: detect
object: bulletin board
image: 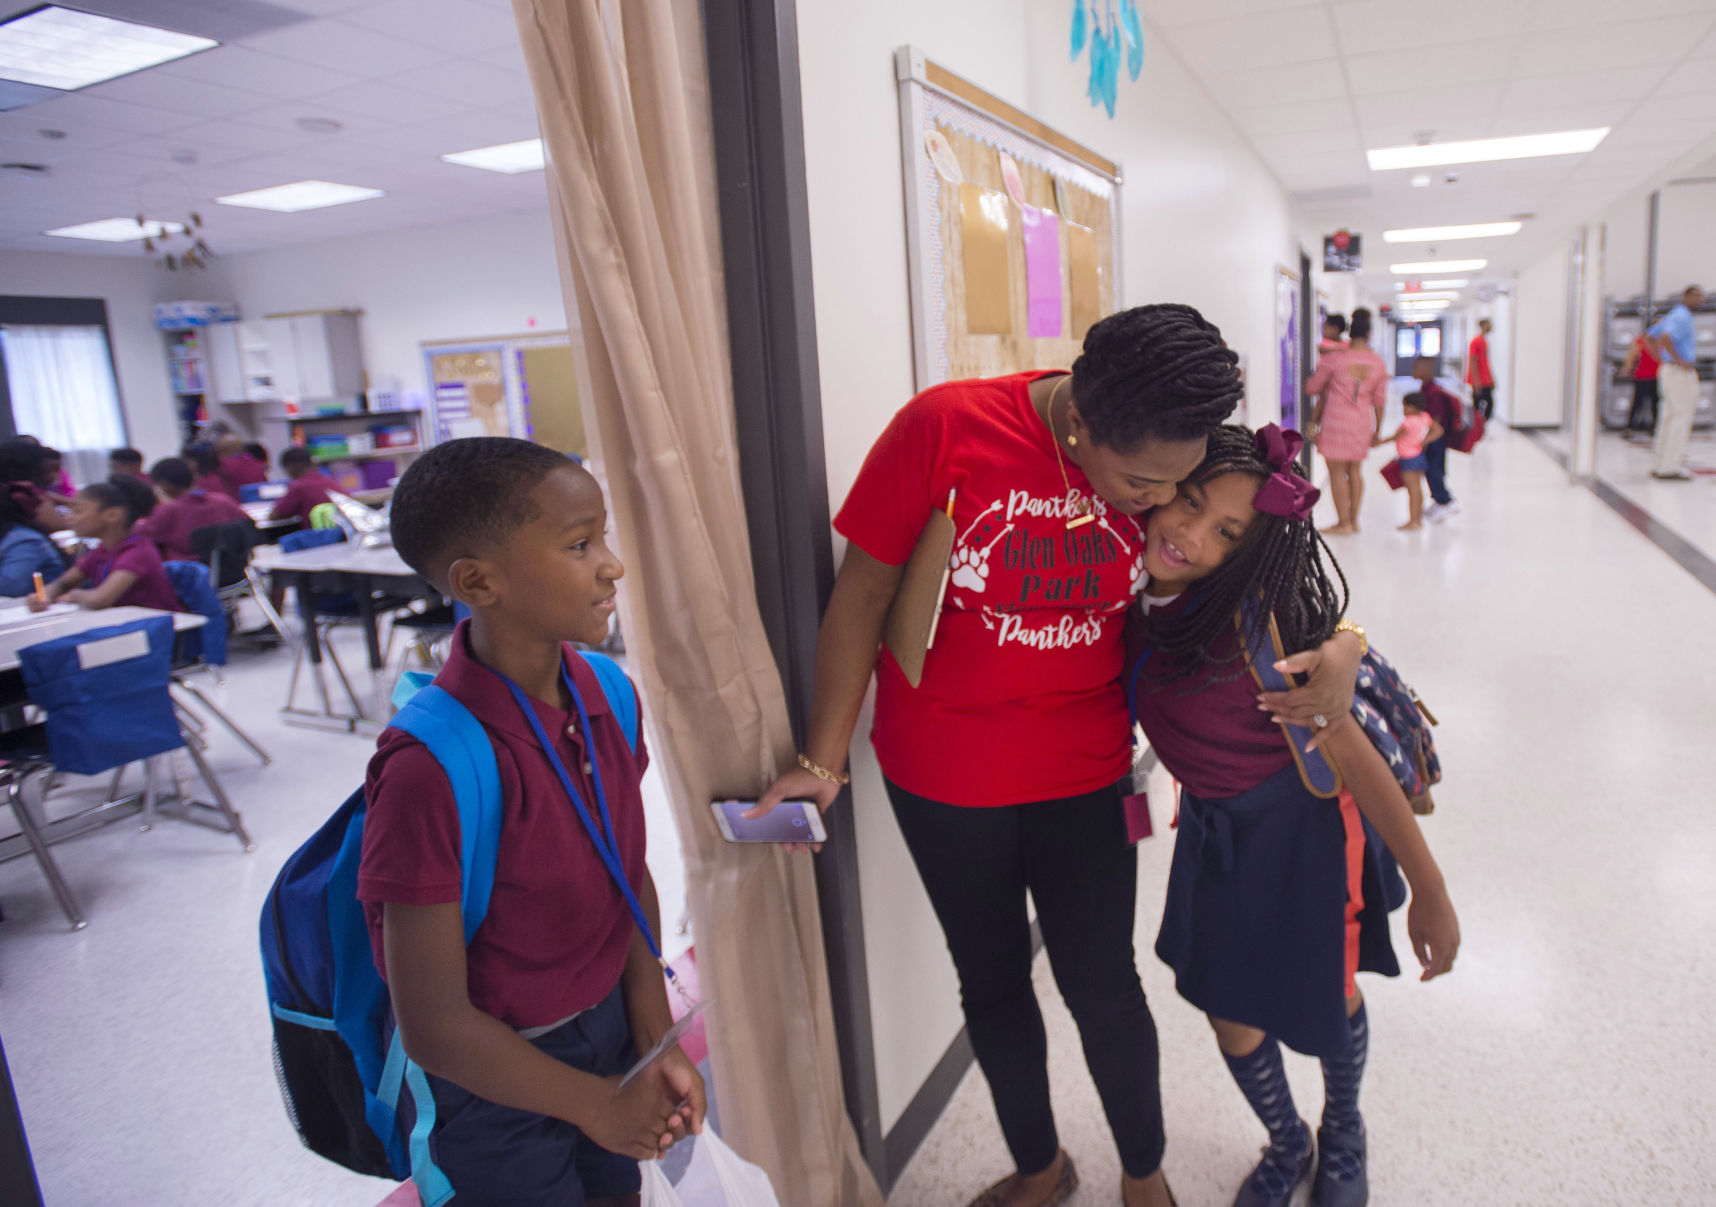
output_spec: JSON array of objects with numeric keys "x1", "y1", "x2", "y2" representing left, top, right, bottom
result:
[
  {"x1": 897, "y1": 46, "x2": 1123, "y2": 390},
  {"x1": 420, "y1": 332, "x2": 585, "y2": 456}
]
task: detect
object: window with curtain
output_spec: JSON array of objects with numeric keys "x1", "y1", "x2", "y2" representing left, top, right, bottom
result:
[{"x1": 0, "y1": 324, "x2": 127, "y2": 451}]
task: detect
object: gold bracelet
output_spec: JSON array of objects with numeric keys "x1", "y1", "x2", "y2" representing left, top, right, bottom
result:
[
  {"x1": 1335, "y1": 619, "x2": 1368, "y2": 658},
  {"x1": 797, "y1": 752, "x2": 851, "y2": 786}
]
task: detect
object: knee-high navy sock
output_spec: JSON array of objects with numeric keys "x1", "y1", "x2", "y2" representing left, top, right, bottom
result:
[
  {"x1": 1320, "y1": 1002, "x2": 1369, "y2": 1136},
  {"x1": 1223, "y1": 1037, "x2": 1309, "y2": 1166}
]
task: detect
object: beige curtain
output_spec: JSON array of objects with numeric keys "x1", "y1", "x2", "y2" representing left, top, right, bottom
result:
[{"x1": 511, "y1": 3, "x2": 883, "y2": 1205}]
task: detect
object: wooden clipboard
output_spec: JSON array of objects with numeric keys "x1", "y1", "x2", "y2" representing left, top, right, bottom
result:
[{"x1": 883, "y1": 509, "x2": 956, "y2": 688}]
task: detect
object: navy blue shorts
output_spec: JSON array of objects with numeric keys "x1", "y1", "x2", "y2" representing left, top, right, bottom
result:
[
  {"x1": 419, "y1": 984, "x2": 640, "y2": 1206},
  {"x1": 1397, "y1": 453, "x2": 1429, "y2": 473}
]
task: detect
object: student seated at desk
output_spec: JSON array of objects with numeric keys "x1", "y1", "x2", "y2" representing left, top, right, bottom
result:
[
  {"x1": 136, "y1": 457, "x2": 250, "y2": 561},
  {"x1": 110, "y1": 447, "x2": 146, "y2": 480},
  {"x1": 0, "y1": 482, "x2": 67, "y2": 598},
  {"x1": 32, "y1": 477, "x2": 182, "y2": 614},
  {"x1": 217, "y1": 433, "x2": 269, "y2": 495},
  {"x1": 270, "y1": 447, "x2": 338, "y2": 528},
  {"x1": 0, "y1": 438, "x2": 71, "y2": 534},
  {"x1": 187, "y1": 444, "x2": 233, "y2": 499}
]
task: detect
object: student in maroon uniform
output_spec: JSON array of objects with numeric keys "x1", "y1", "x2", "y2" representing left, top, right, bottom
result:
[
  {"x1": 187, "y1": 444, "x2": 231, "y2": 498},
  {"x1": 269, "y1": 447, "x2": 339, "y2": 528},
  {"x1": 362, "y1": 438, "x2": 703, "y2": 1205},
  {"x1": 110, "y1": 447, "x2": 146, "y2": 480},
  {"x1": 31, "y1": 476, "x2": 181, "y2": 614},
  {"x1": 137, "y1": 457, "x2": 251, "y2": 561},
  {"x1": 216, "y1": 433, "x2": 269, "y2": 495},
  {"x1": 753, "y1": 305, "x2": 1368, "y2": 1207}
]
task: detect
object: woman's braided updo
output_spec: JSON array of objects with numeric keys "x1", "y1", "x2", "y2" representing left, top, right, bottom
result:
[{"x1": 1070, "y1": 303, "x2": 1243, "y2": 452}]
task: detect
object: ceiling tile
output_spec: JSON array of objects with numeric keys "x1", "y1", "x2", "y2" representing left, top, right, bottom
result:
[
  {"x1": 1202, "y1": 59, "x2": 1348, "y2": 109},
  {"x1": 308, "y1": 79, "x2": 467, "y2": 122},
  {"x1": 1, "y1": 91, "x2": 202, "y2": 136},
  {"x1": 239, "y1": 98, "x2": 408, "y2": 142},
  {"x1": 1160, "y1": 7, "x2": 1338, "y2": 74},
  {"x1": 153, "y1": 45, "x2": 356, "y2": 99},
  {"x1": 345, "y1": 107, "x2": 538, "y2": 158},
  {"x1": 385, "y1": 58, "x2": 536, "y2": 108},
  {"x1": 1233, "y1": 97, "x2": 1354, "y2": 136},
  {"x1": 1511, "y1": 15, "x2": 1715, "y2": 76},
  {"x1": 1333, "y1": 0, "x2": 1530, "y2": 56},
  {"x1": 1653, "y1": 59, "x2": 1716, "y2": 96},
  {"x1": 1358, "y1": 119, "x2": 1493, "y2": 149},
  {"x1": 1251, "y1": 128, "x2": 1365, "y2": 158},
  {"x1": 1344, "y1": 41, "x2": 1516, "y2": 94},
  {"x1": 83, "y1": 72, "x2": 275, "y2": 120},
  {"x1": 478, "y1": 38, "x2": 531, "y2": 76},
  {"x1": 1138, "y1": 0, "x2": 1323, "y2": 26},
  {"x1": 1498, "y1": 71, "x2": 1657, "y2": 112},
  {"x1": 238, "y1": 18, "x2": 446, "y2": 76},
  {"x1": 339, "y1": 0, "x2": 520, "y2": 54},
  {"x1": 167, "y1": 119, "x2": 320, "y2": 157},
  {"x1": 1528, "y1": 0, "x2": 1716, "y2": 30},
  {"x1": 1486, "y1": 107, "x2": 1640, "y2": 139}
]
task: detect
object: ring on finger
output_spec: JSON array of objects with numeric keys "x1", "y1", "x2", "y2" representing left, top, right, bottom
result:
[{"x1": 1312, "y1": 713, "x2": 1329, "y2": 729}]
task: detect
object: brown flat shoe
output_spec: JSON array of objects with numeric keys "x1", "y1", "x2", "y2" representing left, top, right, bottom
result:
[{"x1": 965, "y1": 1153, "x2": 1079, "y2": 1207}]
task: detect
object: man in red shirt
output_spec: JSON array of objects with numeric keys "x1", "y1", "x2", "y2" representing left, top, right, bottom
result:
[
  {"x1": 215, "y1": 433, "x2": 269, "y2": 496},
  {"x1": 1465, "y1": 318, "x2": 1495, "y2": 421},
  {"x1": 269, "y1": 447, "x2": 339, "y2": 527},
  {"x1": 137, "y1": 457, "x2": 251, "y2": 561}
]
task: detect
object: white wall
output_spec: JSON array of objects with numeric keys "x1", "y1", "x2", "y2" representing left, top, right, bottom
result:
[
  {"x1": 796, "y1": 0, "x2": 1304, "y2": 1135},
  {"x1": 208, "y1": 209, "x2": 567, "y2": 406},
  {"x1": 1512, "y1": 246, "x2": 1570, "y2": 427},
  {"x1": 1656, "y1": 180, "x2": 1716, "y2": 298},
  {"x1": 0, "y1": 250, "x2": 187, "y2": 461}
]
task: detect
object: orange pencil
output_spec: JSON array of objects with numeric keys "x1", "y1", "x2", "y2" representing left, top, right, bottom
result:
[
  {"x1": 925, "y1": 489, "x2": 956, "y2": 650},
  {"x1": 32, "y1": 572, "x2": 46, "y2": 604}
]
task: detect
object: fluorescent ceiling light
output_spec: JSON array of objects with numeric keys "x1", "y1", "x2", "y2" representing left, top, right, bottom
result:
[
  {"x1": 1390, "y1": 258, "x2": 1486, "y2": 274},
  {"x1": 1397, "y1": 301, "x2": 1451, "y2": 312},
  {"x1": 1383, "y1": 221, "x2": 1521, "y2": 243},
  {"x1": 1396, "y1": 278, "x2": 1469, "y2": 290},
  {"x1": 1396, "y1": 291, "x2": 1460, "y2": 302},
  {"x1": 440, "y1": 138, "x2": 544, "y2": 174},
  {"x1": 1368, "y1": 128, "x2": 1608, "y2": 171},
  {"x1": 215, "y1": 180, "x2": 385, "y2": 212},
  {"x1": 0, "y1": 6, "x2": 216, "y2": 90},
  {"x1": 45, "y1": 217, "x2": 187, "y2": 242}
]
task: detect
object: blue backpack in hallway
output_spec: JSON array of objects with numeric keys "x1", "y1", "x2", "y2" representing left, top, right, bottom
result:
[{"x1": 259, "y1": 653, "x2": 639, "y2": 1205}]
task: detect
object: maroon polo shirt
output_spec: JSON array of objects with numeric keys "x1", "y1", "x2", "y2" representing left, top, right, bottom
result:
[
  {"x1": 357, "y1": 622, "x2": 650, "y2": 1029},
  {"x1": 136, "y1": 489, "x2": 249, "y2": 561},
  {"x1": 74, "y1": 533, "x2": 184, "y2": 614},
  {"x1": 195, "y1": 471, "x2": 235, "y2": 499},
  {"x1": 268, "y1": 470, "x2": 337, "y2": 527},
  {"x1": 220, "y1": 453, "x2": 269, "y2": 494}
]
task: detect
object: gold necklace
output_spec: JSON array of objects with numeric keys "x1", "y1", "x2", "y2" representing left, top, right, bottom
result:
[{"x1": 1046, "y1": 376, "x2": 1095, "y2": 530}]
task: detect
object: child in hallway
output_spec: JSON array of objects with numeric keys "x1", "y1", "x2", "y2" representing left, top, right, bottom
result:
[
  {"x1": 1409, "y1": 358, "x2": 1461, "y2": 521},
  {"x1": 31, "y1": 476, "x2": 182, "y2": 614},
  {"x1": 1375, "y1": 393, "x2": 1443, "y2": 532},
  {"x1": 360, "y1": 438, "x2": 703, "y2": 1204},
  {"x1": 1128, "y1": 424, "x2": 1459, "y2": 1207}
]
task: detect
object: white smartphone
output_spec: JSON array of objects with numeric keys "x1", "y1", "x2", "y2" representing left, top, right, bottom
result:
[{"x1": 710, "y1": 799, "x2": 828, "y2": 843}]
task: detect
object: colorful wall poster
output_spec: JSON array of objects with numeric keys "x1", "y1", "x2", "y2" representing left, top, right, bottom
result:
[{"x1": 1020, "y1": 205, "x2": 1063, "y2": 339}]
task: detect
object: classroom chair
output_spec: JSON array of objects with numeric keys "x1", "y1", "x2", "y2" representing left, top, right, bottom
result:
[
  {"x1": 164, "y1": 560, "x2": 272, "y2": 767},
  {"x1": 278, "y1": 527, "x2": 365, "y2": 722},
  {"x1": 191, "y1": 519, "x2": 286, "y2": 643},
  {"x1": 0, "y1": 732, "x2": 84, "y2": 929},
  {"x1": 239, "y1": 482, "x2": 289, "y2": 505}
]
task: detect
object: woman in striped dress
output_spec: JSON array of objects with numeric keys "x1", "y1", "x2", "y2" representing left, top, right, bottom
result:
[{"x1": 1305, "y1": 307, "x2": 1388, "y2": 535}]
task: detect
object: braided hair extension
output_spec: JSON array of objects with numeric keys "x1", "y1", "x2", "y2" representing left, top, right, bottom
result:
[
  {"x1": 1070, "y1": 303, "x2": 1244, "y2": 451},
  {"x1": 1143, "y1": 425, "x2": 1348, "y2": 685}
]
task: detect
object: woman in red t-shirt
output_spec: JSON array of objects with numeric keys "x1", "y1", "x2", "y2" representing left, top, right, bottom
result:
[
  {"x1": 1620, "y1": 332, "x2": 1661, "y2": 433},
  {"x1": 756, "y1": 306, "x2": 1366, "y2": 1207}
]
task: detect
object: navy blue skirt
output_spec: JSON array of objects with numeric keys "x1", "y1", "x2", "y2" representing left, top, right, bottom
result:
[{"x1": 1155, "y1": 763, "x2": 1406, "y2": 1058}]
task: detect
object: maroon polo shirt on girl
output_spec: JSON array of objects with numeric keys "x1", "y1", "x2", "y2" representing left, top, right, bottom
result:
[
  {"x1": 357, "y1": 622, "x2": 650, "y2": 1029},
  {"x1": 74, "y1": 533, "x2": 184, "y2": 614}
]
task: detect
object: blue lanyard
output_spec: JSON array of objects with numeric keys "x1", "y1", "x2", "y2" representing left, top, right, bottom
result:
[{"x1": 501, "y1": 666, "x2": 677, "y2": 984}]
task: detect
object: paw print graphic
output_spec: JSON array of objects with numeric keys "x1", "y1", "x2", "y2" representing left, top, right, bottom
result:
[
  {"x1": 949, "y1": 544, "x2": 991, "y2": 594},
  {"x1": 1128, "y1": 553, "x2": 1146, "y2": 594}
]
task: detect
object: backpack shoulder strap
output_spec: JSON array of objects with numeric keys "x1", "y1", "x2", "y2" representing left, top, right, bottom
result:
[
  {"x1": 579, "y1": 651, "x2": 640, "y2": 755},
  {"x1": 1234, "y1": 607, "x2": 1343, "y2": 800},
  {"x1": 388, "y1": 686, "x2": 503, "y2": 944}
]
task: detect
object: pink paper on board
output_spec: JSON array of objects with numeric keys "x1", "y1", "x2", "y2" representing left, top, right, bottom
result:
[{"x1": 1020, "y1": 204, "x2": 1063, "y2": 339}]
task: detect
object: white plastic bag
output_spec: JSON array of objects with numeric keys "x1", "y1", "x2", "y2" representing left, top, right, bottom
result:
[{"x1": 640, "y1": 1130, "x2": 783, "y2": 1207}]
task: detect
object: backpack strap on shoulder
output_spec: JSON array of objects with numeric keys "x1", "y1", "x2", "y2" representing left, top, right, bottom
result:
[
  {"x1": 1235, "y1": 605, "x2": 1343, "y2": 799},
  {"x1": 579, "y1": 651, "x2": 640, "y2": 756},
  {"x1": 388, "y1": 685, "x2": 503, "y2": 944}
]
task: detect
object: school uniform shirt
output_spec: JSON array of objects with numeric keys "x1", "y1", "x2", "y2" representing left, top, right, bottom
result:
[
  {"x1": 1465, "y1": 333, "x2": 1493, "y2": 388},
  {"x1": 1417, "y1": 380, "x2": 1459, "y2": 435},
  {"x1": 220, "y1": 453, "x2": 269, "y2": 495},
  {"x1": 357, "y1": 622, "x2": 650, "y2": 1029},
  {"x1": 136, "y1": 490, "x2": 249, "y2": 562},
  {"x1": 268, "y1": 470, "x2": 337, "y2": 528},
  {"x1": 0, "y1": 525, "x2": 64, "y2": 598},
  {"x1": 195, "y1": 471, "x2": 236, "y2": 499},
  {"x1": 834, "y1": 371, "x2": 1148, "y2": 808},
  {"x1": 74, "y1": 533, "x2": 183, "y2": 613}
]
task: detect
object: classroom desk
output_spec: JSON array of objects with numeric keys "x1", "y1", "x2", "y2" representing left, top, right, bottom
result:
[
  {"x1": 0, "y1": 604, "x2": 205, "y2": 673},
  {"x1": 250, "y1": 541, "x2": 429, "y2": 731}
]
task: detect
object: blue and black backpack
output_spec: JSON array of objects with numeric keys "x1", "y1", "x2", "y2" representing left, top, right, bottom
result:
[{"x1": 259, "y1": 653, "x2": 639, "y2": 1205}]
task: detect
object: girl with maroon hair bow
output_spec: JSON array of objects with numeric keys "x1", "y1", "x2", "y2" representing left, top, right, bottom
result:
[{"x1": 1126, "y1": 424, "x2": 1460, "y2": 1207}]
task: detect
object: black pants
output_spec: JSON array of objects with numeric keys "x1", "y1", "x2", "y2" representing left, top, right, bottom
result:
[
  {"x1": 1472, "y1": 384, "x2": 1494, "y2": 421},
  {"x1": 1629, "y1": 378, "x2": 1659, "y2": 432},
  {"x1": 886, "y1": 778, "x2": 1164, "y2": 1179},
  {"x1": 1424, "y1": 435, "x2": 1453, "y2": 505}
]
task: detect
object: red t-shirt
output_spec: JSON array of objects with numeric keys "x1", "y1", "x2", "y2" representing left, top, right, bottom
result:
[
  {"x1": 220, "y1": 454, "x2": 269, "y2": 494},
  {"x1": 74, "y1": 533, "x2": 183, "y2": 613},
  {"x1": 269, "y1": 470, "x2": 337, "y2": 527},
  {"x1": 136, "y1": 490, "x2": 249, "y2": 561},
  {"x1": 357, "y1": 623, "x2": 650, "y2": 1029},
  {"x1": 834, "y1": 372, "x2": 1148, "y2": 807},
  {"x1": 1127, "y1": 592, "x2": 1293, "y2": 799},
  {"x1": 1465, "y1": 334, "x2": 1493, "y2": 388},
  {"x1": 1633, "y1": 336, "x2": 1660, "y2": 381}
]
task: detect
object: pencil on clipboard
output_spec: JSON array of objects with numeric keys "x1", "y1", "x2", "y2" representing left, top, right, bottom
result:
[{"x1": 924, "y1": 489, "x2": 956, "y2": 650}]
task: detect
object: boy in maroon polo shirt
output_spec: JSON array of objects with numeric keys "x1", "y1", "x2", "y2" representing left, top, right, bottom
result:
[
  {"x1": 137, "y1": 457, "x2": 250, "y2": 561},
  {"x1": 358, "y1": 438, "x2": 703, "y2": 1206},
  {"x1": 269, "y1": 447, "x2": 338, "y2": 528},
  {"x1": 215, "y1": 433, "x2": 269, "y2": 495}
]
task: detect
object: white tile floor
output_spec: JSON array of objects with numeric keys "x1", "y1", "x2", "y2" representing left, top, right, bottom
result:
[
  {"x1": 889, "y1": 427, "x2": 1716, "y2": 1205},
  {"x1": 0, "y1": 621, "x2": 689, "y2": 1207},
  {"x1": 1542, "y1": 423, "x2": 1716, "y2": 563}
]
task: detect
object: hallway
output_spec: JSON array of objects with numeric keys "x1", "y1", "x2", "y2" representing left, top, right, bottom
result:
[{"x1": 890, "y1": 428, "x2": 1716, "y2": 1205}]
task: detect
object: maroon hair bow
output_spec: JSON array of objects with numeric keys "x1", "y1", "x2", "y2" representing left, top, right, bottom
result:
[
  {"x1": 1251, "y1": 425, "x2": 1320, "y2": 521},
  {"x1": 6, "y1": 480, "x2": 43, "y2": 516}
]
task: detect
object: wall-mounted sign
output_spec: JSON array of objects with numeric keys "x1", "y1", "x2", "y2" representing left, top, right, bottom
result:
[{"x1": 1323, "y1": 230, "x2": 1362, "y2": 272}]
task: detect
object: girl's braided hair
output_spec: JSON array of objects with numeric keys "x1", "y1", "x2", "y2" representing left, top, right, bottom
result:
[
  {"x1": 1070, "y1": 303, "x2": 1243, "y2": 451},
  {"x1": 1142, "y1": 424, "x2": 1348, "y2": 683}
]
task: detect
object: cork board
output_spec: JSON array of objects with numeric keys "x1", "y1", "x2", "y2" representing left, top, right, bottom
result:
[{"x1": 899, "y1": 49, "x2": 1122, "y2": 389}]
